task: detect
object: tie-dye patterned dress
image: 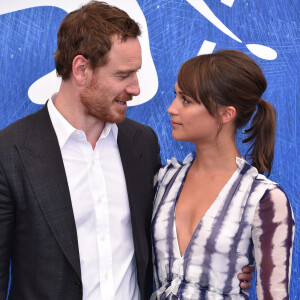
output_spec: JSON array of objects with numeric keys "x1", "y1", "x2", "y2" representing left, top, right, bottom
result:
[{"x1": 151, "y1": 154, "x2": 294, "y2": 299}]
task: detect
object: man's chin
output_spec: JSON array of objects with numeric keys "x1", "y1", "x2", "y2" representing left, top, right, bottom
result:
[
  {"x1": 88, "y1": 108, "x2": 126, "y2": 124},
  {"x1": 113, "y1": 115, "x2": 126, "y2": 124},
  {"x1": 104, "y1": 112, "x2": 126, "y2": 124}
]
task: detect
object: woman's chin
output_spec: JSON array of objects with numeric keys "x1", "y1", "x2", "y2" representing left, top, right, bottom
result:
[{"x1": 172, "y1": 132, "x2": 188, "y2": 142}]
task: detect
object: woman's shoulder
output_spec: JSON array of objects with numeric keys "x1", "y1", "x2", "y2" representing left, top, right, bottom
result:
[
  {"x1": 259, "y1": 186, "x2": 293, "y2": 215},
  {"x1": 236, "y1": 157, "x2": 278, "y2": 188},
  {"x1": 157, "y1": 152, "x2": 194, "y2": 183}
]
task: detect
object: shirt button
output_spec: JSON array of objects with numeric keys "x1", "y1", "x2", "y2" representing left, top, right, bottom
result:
[
  {"x1": 101, "y1": 235, "x2": 105, "y2": 241},
  {"x1": 104, "y1": 273, "x2": 108, "y2": 279},
  {"x1": 98, "y1": 197, "x2": 102, "y2": 203}
]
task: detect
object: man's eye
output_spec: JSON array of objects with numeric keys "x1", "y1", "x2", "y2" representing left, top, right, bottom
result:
[{"x1": 117, "y1": 73, "x2": 129, "y2": 79}]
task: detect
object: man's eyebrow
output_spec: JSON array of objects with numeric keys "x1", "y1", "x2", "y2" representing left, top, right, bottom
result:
[{"x1": 115, "y1": 67, "x2": 141, "y2": 74}]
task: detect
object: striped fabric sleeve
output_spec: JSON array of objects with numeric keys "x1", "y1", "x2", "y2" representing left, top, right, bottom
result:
[{"x1": 252, "y1": 187, "x2": 295, "y2": 300}]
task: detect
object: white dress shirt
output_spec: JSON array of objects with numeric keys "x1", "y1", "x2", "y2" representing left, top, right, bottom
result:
[{"x1": 47, "y1": 99, "x2": 140, "y2": 300}]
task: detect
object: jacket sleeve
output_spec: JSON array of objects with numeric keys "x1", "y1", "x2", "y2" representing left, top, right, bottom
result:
[{"x1": 0, "y1": 161, "x2": 15, "y2": 300}]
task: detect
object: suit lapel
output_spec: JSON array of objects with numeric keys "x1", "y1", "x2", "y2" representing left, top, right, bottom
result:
[
  {"x1": 117, "y1": 121, "x2": 143, "y2": 226},
  {"x1": 17, "y1": 105, "x2": 81, "y2": 278},
  {"x1": 117, "y1": 120, "x2": 150, "y2": 269}
]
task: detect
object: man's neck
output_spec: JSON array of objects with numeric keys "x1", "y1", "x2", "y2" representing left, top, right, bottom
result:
[{"x1": 53, "y1": 86, "x2": 105, "y2": 149}]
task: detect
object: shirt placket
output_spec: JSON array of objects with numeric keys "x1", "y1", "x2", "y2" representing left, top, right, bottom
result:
[{"x1": 89, "y1": 146, "x2": 114, "y2": 300}]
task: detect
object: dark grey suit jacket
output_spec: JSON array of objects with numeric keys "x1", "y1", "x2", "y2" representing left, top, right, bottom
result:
[{"x1": 0, "y1": 104, "x2": 161, "y2": 300}]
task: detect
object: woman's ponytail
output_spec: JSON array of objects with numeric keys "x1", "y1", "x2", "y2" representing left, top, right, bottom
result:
[{"x1": 242, "y1": 99, "x2": 276, "y2": 175}]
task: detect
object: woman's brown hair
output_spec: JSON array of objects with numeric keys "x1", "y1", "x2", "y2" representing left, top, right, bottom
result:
[
  {"x1": 177, "y1": 50, "x2": 276, "y2": 175},
  {"x1": 54, "y1": 1, "x2": 141, "y2": 80}
]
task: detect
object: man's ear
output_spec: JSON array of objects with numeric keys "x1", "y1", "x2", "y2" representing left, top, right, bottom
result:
[
  {"x1": 220, "y1": 106, "x2": 236, "y2": 124},
  {"x1": 72, "y1": 55, "x2": 89, "y2": 86}
]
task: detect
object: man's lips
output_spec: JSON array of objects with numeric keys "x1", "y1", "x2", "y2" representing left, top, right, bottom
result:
[
  {"x1": 115, "y1": 97, "x2": 132, "y2": 106},
  {"x1": 115, "y1": 100, "x2": 127, "y2": 105}
]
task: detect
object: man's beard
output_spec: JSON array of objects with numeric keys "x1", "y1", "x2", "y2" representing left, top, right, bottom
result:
[{"x1": 80, "y1": 78, "x2": 131, "y2": 124}]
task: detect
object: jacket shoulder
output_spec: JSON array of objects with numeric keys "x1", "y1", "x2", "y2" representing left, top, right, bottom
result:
[
  {"x1": 0, "y1": 106, "x2": 48, "y2": 144},
  {"x1": 118, "y1": 118, "x2": 158, "y2": 139},
  {"x1": 119, "y1": 117, "x2": 151, "y2": 130}
]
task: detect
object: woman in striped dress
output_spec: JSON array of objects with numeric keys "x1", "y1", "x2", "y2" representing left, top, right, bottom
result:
[{"x1": 151, "y1": 50, "x2": 294, "y2": 299}]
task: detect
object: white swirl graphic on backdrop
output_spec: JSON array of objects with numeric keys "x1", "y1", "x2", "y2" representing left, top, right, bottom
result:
[
  {"x1": 0, "y1": 0, "x2": 158, "y2": 106},
  {"x1": 188, "y1": 0, "x2": 278, "y2": 60}
]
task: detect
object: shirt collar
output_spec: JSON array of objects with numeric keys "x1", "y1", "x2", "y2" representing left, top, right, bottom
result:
[
  {"x1": 101, "y1": 122, "x2": 118, "y2": 141},
  {"x1": 47, "y1": 95, "x2": 118, "y2": 149}
]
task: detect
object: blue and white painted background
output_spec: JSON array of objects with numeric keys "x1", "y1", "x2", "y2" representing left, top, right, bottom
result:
[{"x1": 0, "y1": 0, "x2": 299, "y2": 298}]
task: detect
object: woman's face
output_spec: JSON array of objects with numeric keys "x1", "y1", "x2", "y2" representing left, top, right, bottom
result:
[{"x1": 167, "y1": 83, "x2": 220, "y2": 144}]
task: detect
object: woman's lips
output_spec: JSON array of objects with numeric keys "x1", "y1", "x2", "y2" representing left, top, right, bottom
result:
[{"x1": 170, "y1": 120, "x2": 182, "y2": 127}]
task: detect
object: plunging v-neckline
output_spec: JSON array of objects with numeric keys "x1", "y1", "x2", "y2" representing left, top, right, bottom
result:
[{"x1": 173, "y1": 165, "x2": 240, "y2": 258}]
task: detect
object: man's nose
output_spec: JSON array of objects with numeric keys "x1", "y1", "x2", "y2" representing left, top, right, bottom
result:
[{"x1": 126, "y1": 73, "x2": 140, "y2": 96}]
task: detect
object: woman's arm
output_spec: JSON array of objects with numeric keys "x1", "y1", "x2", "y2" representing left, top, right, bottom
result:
[{"x1": 252, "y1": 187, "x2": 294, "y2": 300}]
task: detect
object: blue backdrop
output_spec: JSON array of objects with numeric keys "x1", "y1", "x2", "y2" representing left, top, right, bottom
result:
[{"x1": 0, "y1": 0, "x2": 299, "y2": 298}]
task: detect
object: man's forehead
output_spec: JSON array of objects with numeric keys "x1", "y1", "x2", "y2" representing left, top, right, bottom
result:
[
  {"x1": 109, "y1": 36, "x2": 141, "y2": 53},
  {"x1": 106, "y1": 37, "x2": 142, "y2": 66}
]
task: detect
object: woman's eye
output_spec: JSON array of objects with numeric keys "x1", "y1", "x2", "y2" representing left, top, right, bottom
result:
[{"x1": 182, "y1": 96, "x2": 190, "y2": 104}]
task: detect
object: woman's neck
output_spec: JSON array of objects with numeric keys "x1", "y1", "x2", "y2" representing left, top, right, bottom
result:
[{"x1": 193, "y1": 136, "x2": 240, "y2": 176}]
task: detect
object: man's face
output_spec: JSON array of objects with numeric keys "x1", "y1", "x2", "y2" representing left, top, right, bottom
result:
[{"x1": 80, "y1": 37, "x2": 142, "y2": 123}]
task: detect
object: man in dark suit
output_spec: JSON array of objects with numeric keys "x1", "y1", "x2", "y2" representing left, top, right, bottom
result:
[{"x1": 0, "y1": 1, "x2": 160, "y2": 299}]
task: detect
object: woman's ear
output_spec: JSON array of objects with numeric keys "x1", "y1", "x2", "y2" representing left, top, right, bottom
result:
[
  {"x1": 220, "y1": 106, "x2": 236, "y2": 124},
  {"x1": 72, "y1": 55, "x2": 89, "y2": 86}
]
